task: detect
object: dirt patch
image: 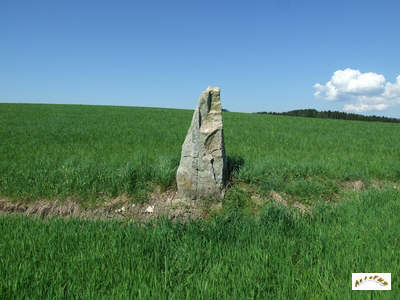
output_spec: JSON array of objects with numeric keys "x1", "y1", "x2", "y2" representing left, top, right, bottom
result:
[
  {"x1": 0, "y1": 198, "x2": 121, "y2": 220},
  {"x1": 4, "y1": 179, "x2": 394, "y2": 221},
  {"x1": 0, "y1": 189, "x2": 208, "y2": 223},
  {"x1": 343, "y1": 180, "x2": 364, "y2": 191},
  {"x1": 269, "y1": 190, "x2": 310, "y2": 213},
  {"x1": 270, "y1": 191, "x2": 285, "y2": 203},
  {"x1": 341, "y1": 179, "x2": 400, "y2": 192},
  {"x1": 370, "y1": 179, "x2": 400, "y2": 190}
]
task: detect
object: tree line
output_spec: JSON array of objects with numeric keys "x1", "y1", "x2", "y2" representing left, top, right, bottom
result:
[{"x1": 256, "y1": 109, "x2": 400, "y2": 123}]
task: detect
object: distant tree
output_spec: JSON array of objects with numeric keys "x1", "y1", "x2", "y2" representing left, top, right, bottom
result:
[
  {"x1": 222, "y1": 108, "x2": 230, "y2": 112},
  {"x1": 255, "y1": 109, "x2": 400, "y2": 123}
]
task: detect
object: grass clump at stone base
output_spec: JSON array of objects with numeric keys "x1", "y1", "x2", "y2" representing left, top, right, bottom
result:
[{"x1": 1, "y1": 188, "x2": 399, "y2": 299}]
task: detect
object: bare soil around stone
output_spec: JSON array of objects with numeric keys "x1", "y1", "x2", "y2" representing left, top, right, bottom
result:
[
  {"x1": 2, "y1": 179, "x2": 392, "y2": 222},
  {"x1": 0, "y1": 189, "x2": 208, "y2": 223}
]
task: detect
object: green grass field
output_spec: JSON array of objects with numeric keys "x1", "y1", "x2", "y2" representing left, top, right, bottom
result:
[
  {"x1": 1, "y1": 103, "x2": 400, "y2": 298},
  {"x1": 2, "y1": 103, "x2": 400, "y2": 204},
  {"x1": 1, "y1": 189, "x2": 399, "y2": 299}
]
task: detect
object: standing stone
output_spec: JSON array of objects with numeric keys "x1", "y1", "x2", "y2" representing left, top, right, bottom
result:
[{"x1": 176, "y1": 86, "x2": 227, "y2": 201}]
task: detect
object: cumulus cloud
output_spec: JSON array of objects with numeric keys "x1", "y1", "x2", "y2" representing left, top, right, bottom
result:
[{"x1": 314, "y1": 68, "x2": 400, "y2": 112}]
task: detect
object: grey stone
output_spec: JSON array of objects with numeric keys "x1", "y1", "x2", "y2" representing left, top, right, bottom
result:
[
  {"x1": 145, "y1": 205, "x2": 154, "y2": 213},
  {"x1": 176, "y1": 86, "x2": 227, "y2": 200}
]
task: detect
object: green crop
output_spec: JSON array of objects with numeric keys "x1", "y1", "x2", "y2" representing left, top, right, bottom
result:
[
  {"x1": 1, "y1": 103, "x2": 400, "y2": 204},
  {"x1": 1, "y1": 103, "x2": 399, "y2": 299},
  {"x1": 1, "y1": 188, "x2": 399, "y2": 299}
]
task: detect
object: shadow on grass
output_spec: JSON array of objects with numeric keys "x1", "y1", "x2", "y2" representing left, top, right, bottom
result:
[{"x1": 226, "y1": 155, "x2": 245, "y2": 185}]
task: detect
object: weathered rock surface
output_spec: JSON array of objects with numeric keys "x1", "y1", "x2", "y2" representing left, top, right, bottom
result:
[{"x1": 176, "y1": 86, "x2": 227, "y2": 201}]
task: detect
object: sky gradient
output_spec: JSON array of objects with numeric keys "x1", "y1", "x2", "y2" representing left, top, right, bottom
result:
[{"x1": 1, "y1": 0, "x2": 400, "y2": 116}]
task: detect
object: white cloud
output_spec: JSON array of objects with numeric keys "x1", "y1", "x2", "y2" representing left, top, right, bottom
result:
[
  {"x1": 384, "y1": 75, "x2": 400, "y2": 99},
  {"x1": 314, "y1": 68, "x2": 400, "y2": 112}
]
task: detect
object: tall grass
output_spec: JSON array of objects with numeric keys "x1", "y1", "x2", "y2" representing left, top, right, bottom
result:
[
  {"x1": 0, "y1": 104, "x2": 184, "y2": 202},
  {"x1": 1, "y1": 103, "x2": 400, "y2": 203},
  {"x1": 1, "y1": 188, "x2": 398, "y2": 299}
]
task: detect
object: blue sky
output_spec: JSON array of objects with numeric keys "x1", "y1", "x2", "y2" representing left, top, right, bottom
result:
[{"x1": 1, "y1": 0, "x2": 400, "y2": 116}]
